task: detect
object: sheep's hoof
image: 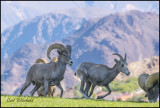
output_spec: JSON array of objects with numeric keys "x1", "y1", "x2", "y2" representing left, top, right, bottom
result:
[
  {"x1": 81, "y1": 96, "x2": 85, "y2": 98},
  {"x1": 30, "y1": 92, "x2": 33, "y2": 96},
  {"x1": 85, "y1": 96, "x2": 90, "y2": 99},
  {"x1": 84, "y1": 95, "x2": 90, "y2": 99},
  {"x1": 81, "y1": 96, "x2": 89, "y2": 99},
  {"x1": 97, "y1": 96, "x2": 103, "y2": 99}
]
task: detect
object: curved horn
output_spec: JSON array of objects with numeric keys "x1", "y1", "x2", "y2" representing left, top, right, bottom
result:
[
  {"x1": 112, "y1": 53, "x2": 123, "y2": 61},
  {"x1": 66, "y1": 45, "x2": 72, "y2": 54},
  {"x1": 145, "y1": 72, "x2": 159, "y2": 90},
  {"x1": 51, "y1": 57, "x2": 58, "y2": 62},
  {"x1": 138, "y1": 73, "x2": 149, "y2": 92},
  {"x1": 47, "y1": 43, "x2": 66, "y2": 59},
  {"x1": 124, "y1": 53, "x2": 127, "y2": 61},
  {"x1": 35, "y1": 58, "x2": 48, "y2": 64}
]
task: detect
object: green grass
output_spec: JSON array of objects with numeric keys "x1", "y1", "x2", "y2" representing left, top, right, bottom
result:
[
  {"x1": 102, "y1": 77, "x2": 139, "y2": 93},
  {"x1": 1, "y1": 95, "x2": 159, "y2": 107}
]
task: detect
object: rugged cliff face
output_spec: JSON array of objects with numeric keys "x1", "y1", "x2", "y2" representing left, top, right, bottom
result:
[{"x1": 128, "y1": 56, "x2": 159, "y2": 76}]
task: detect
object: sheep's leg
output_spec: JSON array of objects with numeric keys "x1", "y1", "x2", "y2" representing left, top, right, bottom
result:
[
  {"x1": 84, "y1": 80, "x2": 92, "y2": 96},
  {"x1": 56, "y1": 83, "x2": 63, "y2": 97},
  {"x1": 44, "y1": 80, "x2": 49, "y2": 97},
  {"x1": 50, "y1": 88, "x2": 55, "y2": 97},
  {"x1": 51, "y1": 87, "x2": 56, "y2": 97},
  {"x1": 19, "y1": 80, "x2": 31, "y2": 95},
  {"x1": 37, "y1": 86, "x2": 44, "y2": 96},
  {"x1": 38, "y1": 93, "x2": 43, "y2": 97},
  {"x1": 97, "y1": 85, "x2": 111, "y2": 99},
  {"x1": 88, "y1": 82, "x2": 97, "y2": 97},
  {"x1": 46, "y1": 86, "x2": 51, "y2": 97},
  {"x1": 79, "y1": 77, "x2": 89, "y2": 98},
  {"x1": 51, "y1": 90, "x2": 54, "y2": 97},
  {"x1": 30, "y1": 84, "x2": 40, "y2": 96}
]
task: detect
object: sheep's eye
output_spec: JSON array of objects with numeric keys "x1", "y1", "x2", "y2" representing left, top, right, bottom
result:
[{"x1": 122, "y1": 64, "x2": 124, "y2": 67}]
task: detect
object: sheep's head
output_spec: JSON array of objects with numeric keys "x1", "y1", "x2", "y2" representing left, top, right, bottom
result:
[
  {"x1": 47, "y1": 43, "x2": 73, "y2": 66},
  {"x1": 113, "y1": 53, "x2": 130, "y2": 76},
  {"x1": 145, "y1": 84, "x2": 159, "y2": 103},
  {"x1": 138, "y1": 72, "x2": 159, "y2": 102}
]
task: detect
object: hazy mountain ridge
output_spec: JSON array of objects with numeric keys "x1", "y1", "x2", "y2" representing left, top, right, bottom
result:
[
  {"x1": 2, "y1": 1, "x2": 159, "y2": 32},
  {"x1": 1, "y1": 13, "x2": 87, "y2": 60}
]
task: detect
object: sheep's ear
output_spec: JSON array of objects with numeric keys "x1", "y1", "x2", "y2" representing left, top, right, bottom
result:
[
  {"x1": 114, "y1": 59, "x2": 118, "y2": 62},
  {"x1": 57, "y1": 50, "x2": 62, "y2": 55}
]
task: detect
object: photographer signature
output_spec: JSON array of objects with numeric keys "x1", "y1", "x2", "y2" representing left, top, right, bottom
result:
[{"x1": 7, "y1": 97, "x2": 35, "y2": 102}]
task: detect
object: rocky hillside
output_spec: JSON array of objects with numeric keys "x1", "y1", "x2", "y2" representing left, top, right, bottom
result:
[
  {"x1": 116, "y1": 56, "x2": 159, "y2": 81},
  {"x1": 129, "y1": 56, "x2": 159, "y2": 76}
]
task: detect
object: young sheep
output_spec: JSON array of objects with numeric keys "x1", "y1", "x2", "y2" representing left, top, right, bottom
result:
[{"x1": 35, "y1": 57, "x2": 57, "y2": 97}]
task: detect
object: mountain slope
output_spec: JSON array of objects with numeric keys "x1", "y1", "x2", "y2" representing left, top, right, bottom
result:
[
  {"x1": 1, "y1": 13, "x2": 86, "y2": 60},
  {"x1": 2, "y1": 1, "x2": 159, "y2": 32},
  {"x1": 63, "y1": 10, "x2": 159, "y2": 70},
  {"x1": 1, "y1": 1, "x2": 87, "y2": 32}
]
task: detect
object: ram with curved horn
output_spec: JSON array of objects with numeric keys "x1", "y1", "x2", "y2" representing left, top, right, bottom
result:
[
  {"x1": 138, "y1": 72, "x2": 159, "y2": 102},
  {"x1": 35, "y1": 57, "x2": 57, "y2": 97},
  {"x1": 20, "y1": 43, "x2": 73, "y2": 97},
  {"x1": 75, "y1": 53, "x2": 130, "y2": 99}
]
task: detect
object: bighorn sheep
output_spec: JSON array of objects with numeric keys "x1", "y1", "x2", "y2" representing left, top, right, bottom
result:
[
  {"x1": 75, "y1": 53, "x2": 130, "y2": 99},
  {"x1": 138, "y1": 72, "x2": 159, "y2": 102},
  {"x1": 35, "y1": 57, "x2": 58, "y2": 97},
  {"x1": 20, "y1": 43, "x2": 73, "y2": 97}
]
